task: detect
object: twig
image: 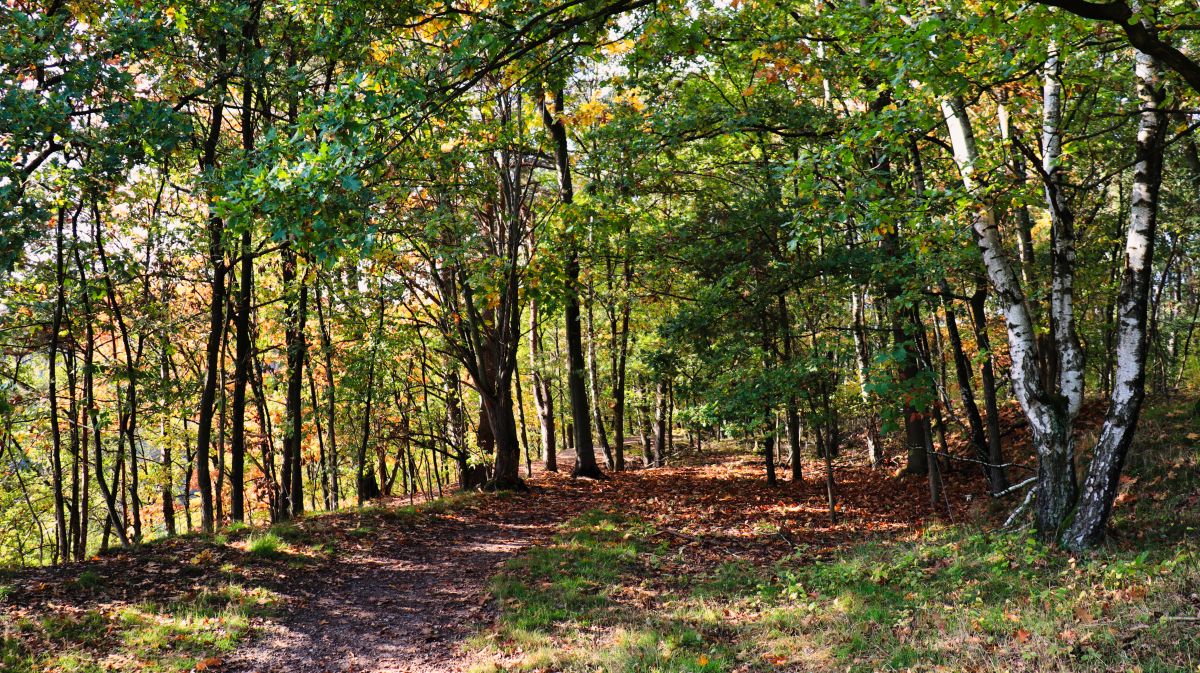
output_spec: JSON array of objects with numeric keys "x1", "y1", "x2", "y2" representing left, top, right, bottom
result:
[
  {"x1": 1004, "y1": 487, "x2": 1037, "y2": 529},
  {"x1": 928, "y1": 450, "x2": 1035, "y2": 473},
  {"x1": 991, "y1": 476, "x2": 1038, "y2": 498},
  {"x1": 777, "y1": 529, "x2": 797, "y2": 549},
  {"x1": 662, "y1": 528, "x2": 700, "y2": 543}
]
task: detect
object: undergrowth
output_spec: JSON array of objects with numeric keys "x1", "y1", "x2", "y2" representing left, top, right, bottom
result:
[
  {"x1": 472, "y1": 397, "x2": 1200, "y2": 672},
  {"x1": 0, "y1": 490, "x2": 485, "y2": 673},
  {"x1": 474, "y1": 510, "x2": 1198, "y2": 672},
  {"x1": 1, "y1": 583, "x2": 276, "y2": 673}
]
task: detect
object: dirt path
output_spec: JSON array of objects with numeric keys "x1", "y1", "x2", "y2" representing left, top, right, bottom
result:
[
  {"x1": 2, "y1": 448, "x2": 988, "y2": 673},
  {"x1": 225, "y1": 471, "x2": 603, "y2": 673},
  {"x1": 222, "y1": 450, "x2": 985, "y2": 673}
]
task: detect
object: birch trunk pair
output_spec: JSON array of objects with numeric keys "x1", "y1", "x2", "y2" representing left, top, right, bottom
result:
[{"x1": 941, "y1": 44, "x2": 1165, "y2": 549}]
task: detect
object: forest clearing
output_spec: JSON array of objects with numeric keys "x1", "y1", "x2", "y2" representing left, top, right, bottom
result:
[
  {"x1": 3, "y1": 0, "x2": 1200, "y2": 670},
  {"x1": 2, "y1": 398, "x2": 1199, "y2": 672}
]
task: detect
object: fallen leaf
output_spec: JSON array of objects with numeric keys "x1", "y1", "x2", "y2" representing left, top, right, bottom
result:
[{"x1": 194, "y1": 656, "x2": 222, "y2": 671}]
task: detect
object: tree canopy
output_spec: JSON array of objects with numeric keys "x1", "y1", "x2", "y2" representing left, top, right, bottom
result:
[{"x1": 2, "y1": 0, "x2": 1199, "y2": 569}]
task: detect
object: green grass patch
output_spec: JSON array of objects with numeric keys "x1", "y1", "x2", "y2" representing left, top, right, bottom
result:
[
  {"x1": 360, "y1": 490, "x2": 483, "y2": 524},
  {"x1": 246, "y1": 532, "x2": 285, "y2": 558},
  {"x1": 2, "y1": 583, "x2": 276, "y2": 673},
  {"x1": 115, "y1": 583, "x2": 276, "y2": 671},
  {"x1": 73, "y1": 570, "x2": 101, "y2": 591},
  {"x1": 41, "y1": 610, "x2": 109, "y2": 647},
  {"x1": 474, "y1": 505, "x2": 1200, "y2": 673},
  {"x1": 477, "y1": 510, "x2": 732, "y2": 672},
  {"x1": 755, "y1": 526, "x2": 1200, "y2": 672}
]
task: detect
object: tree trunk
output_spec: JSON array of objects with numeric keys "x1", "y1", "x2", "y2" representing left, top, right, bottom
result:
[
  {"x1": 640, "y1": 393, "x2": 653, "y2": 467},
  {"x1": 49, "y1": 209, "x2": 68, "y2": 561},
  {"x1": 943, "y1": 94, "x2": 1073, "y2": 537},
  {"x1": 315, "y1": 281, "x2": 339, "y2": 508},
  {"x1": 763, "y1": 416, "x2": 777, "y2": 486},
  {"x1": 73, "y1": 216, "x2": 128, "y2": 546},
  {"x1": 851, "y1": 287, "x2": 883, "y2": 467},
  {"x1": 541, "y1": 87, "x2": 603, "y2": 480},
  {"x1": 484, "y1": 385, "x2": 525, "y2": 490},
  {"x1": 653, "y1": 380, "x2": 667, "y2": 467},
  {"x1": 514, "y1": 357, "x2": 532, "y2": 477},
  {"x1": 530, "y1": 300, "x2": 557, "y2": 471},
  {"x1": 357, "y1": 296, "x2": 384, "y2": 505},
  {"x1": 586, "y1": 284, "x2": 613, "y2": 469},
  {"x1": 1042, "y1": 42, "x2": 1086, "y2": 426},
  {"x1": 778, "y1": 295, "x2": 802, "y2": 481},
  {"x1": 194, "y1": 45, "x2": 229, "y2": 533},
  {"x1": 308, "y1": 359, "x2": 329, "y2": 510},
  {"x1": 228, "y1": 0, "x2": 261, "y2": 524},
  {"x1": 157, "y1": 234, "x2": 175, "y2": 537},
  {"x1": 66, "y1": 344, "x2": 85, "y2": 558},
  {"x1": 230, "y1": 234, "x2": 252, "y2": 522},
  {"x1": 1062, "y1": 49, "x2": 1165, "y2": 550},
  {"x1": 969, "y1": 280, "x2": 1008, "y2": 492},
  {"x1": 93, "y1": 203, "x2": 145, "y2": 540},
  {"x1": 282, "y1": 249, "x2": 307, "y2": 518},
  {"x1": 939, "y1": 280, "x2": 998, "y2": 490},
  {"x1": 998, "y1": 94, "x2": 1036, "y2": 283},
  {"x1": 610, "y1": 285, "x2": 631, "y2": 472}
]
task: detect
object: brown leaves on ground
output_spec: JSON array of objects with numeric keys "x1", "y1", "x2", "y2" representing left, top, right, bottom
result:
[
  {"x1": 0, "y1": 445, "x2": 998, "y2": 673},
  {"x1": 542, "y1": 442, "x2": 996, "y2": 571}
]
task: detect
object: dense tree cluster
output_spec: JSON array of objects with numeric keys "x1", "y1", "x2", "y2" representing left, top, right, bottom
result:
[{"x1": 2, "y1": 0, "x2": 1198, "y2": 564}]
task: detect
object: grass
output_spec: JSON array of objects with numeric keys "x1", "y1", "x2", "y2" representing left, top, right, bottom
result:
[
  {"x1": 246, "y1": 532, "x2": 286, "y2": 558},
  {"x1": 475, "y1": 511, "x2": 1199, "y2": 672},
  {"x1": 474, "y1": 510, "x2": 731, "y2": 672},
  {"x1": 1, "y1": 487, "x2": 488, "y2": 673},
  {"x1": 472, "y1": 397, "x2": 1200, "y2": 672},
  {"x1": 0, "y1": 583, "x2": 277, "y2": 673},
  {"x1": 74, "y1": 570, "x2": 101, "y2": 591},
  {"x1": 359, "y1": 490, "x2": 485, "y2": 523}
]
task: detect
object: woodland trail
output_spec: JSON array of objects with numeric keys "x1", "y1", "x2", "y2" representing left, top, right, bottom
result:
[
  {"x1": 224, "y1": 447, "x2": 986, "y2": 673},
  {"x1": 225, "y1": 461, "x2": 606, "y2": 673},
  {"x1": 224, "y1": 514, "x2": 547, "y2": 673},
  {"x1": 0, "y1": 447, "x2": 989, "y2": 673}
]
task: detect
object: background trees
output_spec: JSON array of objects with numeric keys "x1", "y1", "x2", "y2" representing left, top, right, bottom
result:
[{"x1": 1, "y1": 0, "x2": 1197, "y2": 563}]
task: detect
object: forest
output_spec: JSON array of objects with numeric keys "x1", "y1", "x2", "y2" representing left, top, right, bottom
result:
[{"x1": 1, "y1": 0, "x2": 1199, "y2": 671}]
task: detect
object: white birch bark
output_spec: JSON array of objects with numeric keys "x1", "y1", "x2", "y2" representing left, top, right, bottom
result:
[
  {"x1": 940, "y1": 97, "x2": 1052, "y2": 438},
  {"x1": 942, "y1": 96, "x2": 1080, "y2": 535},
  {"x1": 1041, "y1": 43, "x2": 1085, "y2": 420},
  {"x1": 1063, "y1": 49, "x2": 1165, "y2": 549},
  {"x1": 851, "y1": 288, "x2": 883, "y2": 466}
]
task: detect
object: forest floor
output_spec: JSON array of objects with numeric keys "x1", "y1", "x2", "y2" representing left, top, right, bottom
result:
[{"x1": 2, "y1": 397, "x2": 1199, "y2": 673}]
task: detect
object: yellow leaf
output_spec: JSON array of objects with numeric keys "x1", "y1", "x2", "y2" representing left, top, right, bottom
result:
[{"x1": 603, "y1": 38, "x2": 634, "y2": 55}]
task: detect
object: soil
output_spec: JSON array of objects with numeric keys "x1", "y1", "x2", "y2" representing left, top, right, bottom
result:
[
  {"x1": 224, "y1": 463, "x2": 606, "y2": 673},
  {"x1": 2, "y1": 442, "x2": 998, "y2": 673}
]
